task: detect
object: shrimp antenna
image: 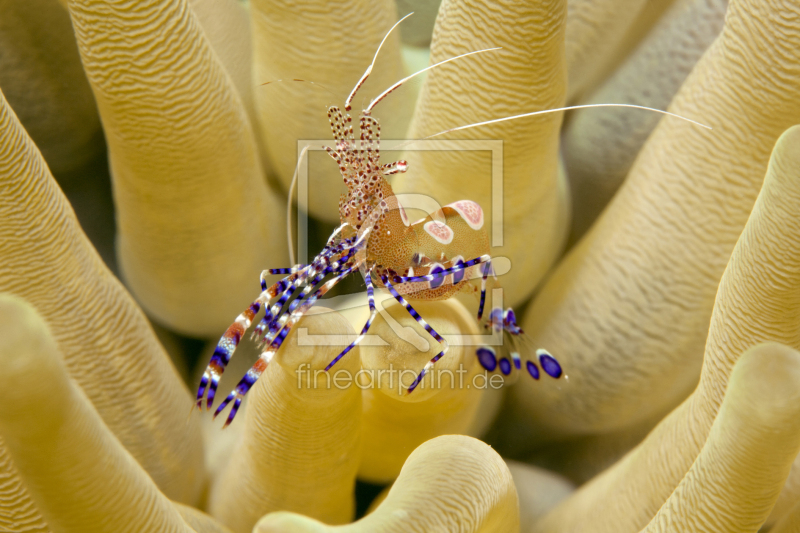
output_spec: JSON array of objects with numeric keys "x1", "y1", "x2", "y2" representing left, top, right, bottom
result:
[
  {"x1": 420, "y1": 103, "x2": 712, "y2": 139},
  {"x1": 345, "y1": 12, "x2": 415, "y2": 112},
  {"x1": 261, "y1": 79, "x2": 338, "y2": 99},
  {"x1": 367, "y1": 47, "x2": 503, "y2": 113}
]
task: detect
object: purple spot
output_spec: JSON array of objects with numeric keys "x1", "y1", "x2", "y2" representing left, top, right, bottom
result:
[
  {"x1": 499, "y1": 358, "x2": 511, "y2": 375},
  {"x1": 476, "y1": 347, "x2": 497, "y2": 372},
  {"x1": 526, "y1": 361, "x2": 540, "y2": 380},
  {"x1": 504, "y1": 308, "x2": 517, "y2": 328},
  {"x1": 489, "y1": 308, "x2": 503, "y2": 330},
  {"x1": 453, "y1": 259, "x2": 465, "y2": 284},
  {"x1": 539, "y1": 351, "x2": 562, "y2": 378},
  {"x1": 429, "y1": 265, "x2": 445, "y2": 289}
]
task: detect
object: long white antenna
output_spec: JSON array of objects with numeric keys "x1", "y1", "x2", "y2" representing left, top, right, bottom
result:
[
  {"x1": 345, "y1": 12, "x2": 415, "y2": 112},
  {"x1": 367, "y1": 47, "x2": 502, "y2": 113},
  {"x1": 260, "y1": 79, "x2": 337, "y2": 99},
  {"x1": 390, "y1": 103, "x2": 711, "y2": 152},
  {"x1": 422, "y1": 103, "x2": 712, "y2": 139}
]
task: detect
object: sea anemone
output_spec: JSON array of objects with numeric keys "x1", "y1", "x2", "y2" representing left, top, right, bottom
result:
[{"x1": 1, "y1": 0, "x2": 800, "y2": 531}]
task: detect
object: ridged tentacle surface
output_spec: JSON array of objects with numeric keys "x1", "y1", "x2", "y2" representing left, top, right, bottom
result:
[
  {"x1": 564, "y1": 0, "x2": 728, "y2": 241},
  {"x1": 0, "y1": 89, "x2": 203, "y2": 505},
  {"x1": 641, "y1": 343, "x2": 800, "y2": 532},
  {"x1": 533, "y1": 124, "x2": 800, "y2": 531},
  {"x1": 564, "y1": 0, "x2": 649, "y2": 101},
  {"x1": 251, "y1": 0, "x2": 411, "y2": 223},
  {"x1": 188, "y1": 0, "x2": 260, "y2": 163},
  {"x1": 175, "y1": 503, "x2": 235, "y2": 533},
  {"x1": 209, "y1": 309, "x2": 362, "y2": 533},
  {"x1": 393, "y1": 0, "x2": 569, "y2": 309},
  {"x1": 66, "y1": 0, "x2": 286, "y2": 336},
  {"x1": 508, "y1": 0, "x2": 800, "y2": 442},
  {"x1": 0, "y1": 0, "x2": 101, "y2": 176},
  {"x1": 0, "y1": 294, "x2": 201, "y2": 533},
  {"x1": 253, "y1": 435, "x2": 519, "y2": 533}
]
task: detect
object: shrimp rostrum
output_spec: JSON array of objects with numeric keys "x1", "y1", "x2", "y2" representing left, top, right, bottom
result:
[{"x1": 196, "y1": 14, "x2": 710, "y2": 427}]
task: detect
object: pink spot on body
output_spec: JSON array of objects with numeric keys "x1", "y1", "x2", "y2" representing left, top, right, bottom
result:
[
  {"x1": 396, "y1": 199, "x2": 409, "y2": 226},
  {"x1": 447, "y1": 200, "x2": 484, "y2": 230},
  {"x1": 424, "y1": 221, "x2": 454, "y2": 245}
]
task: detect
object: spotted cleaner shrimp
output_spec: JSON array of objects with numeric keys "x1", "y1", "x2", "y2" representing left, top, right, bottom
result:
[{"x1": 195, "y1": 14, "x2": 711, "y2": 427}]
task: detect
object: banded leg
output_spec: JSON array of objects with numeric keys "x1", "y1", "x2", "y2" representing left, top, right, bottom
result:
[
  {"x1": 397, "y1": 254, "x2": 492, "y2": 285},
  {"x1": 383, "y1": 278, "x2": 450, "y2": 394},
  {"x1": 395, "y1": 253, "x2": 494, "y2": 321},
  {"x1": 477, "y1": 260, "x2": 493, "y2": 320},
  {"x1": 197, "y1": 299, "x2": 262, "y2": 409},
  {"x1": 213, "y1": 263, "x2": 360, "y2": 427},
  {"x1": 200, "y1": 262, "x2": 315, "y2": 409},
  {"x1": 212, "y1": 354, "x2": 271, "y2": 429},
  {"x1": 253, "y1": 246, "x2": 358, "y2": 346},
  {"x1": 380, "y1": 160, "x2": 408, "y2": 175},
  {"x1": 262, "y1": 258, "x2": 361, "y2": 351},
  {"x1": 325, "y1": 270, "x2": 377, "y2": 371},
  {"x1": 262, "y1": 265, "x2": 308, "y2": 281},
  {"x1": 251, "y1": 242, "x2": 348, "y2": 339}
]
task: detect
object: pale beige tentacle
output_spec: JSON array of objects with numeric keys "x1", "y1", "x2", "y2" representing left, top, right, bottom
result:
[
  {"x1": 253, "y1": 435, "x2": 519, "y2": 533},
  {"x1": 771, "y1": 457, "x2": 800, "y2": 527},
  {"x1": 565, "y1": 0, "x2": 653, "y2": 101},
  {"x1": 772, "y1": 500, "x2": 800, "y2": 533},
  {"x1": 0, "y1": 88, "x2": 203, "y2": 504},
  {"x1": 175, "y1": 503, "x2": 234, "y2": 533},
  {"x1": 507, "y1": 0, "x2": 800, "y2": 444},
  {"x1": 354, "y1": 296, "x2": 485, "y2": 483},
  {"x1": 506, "y1": 460, "x2": 574, "y2": 532},
  {"x1": 0, "y1": 0, "x2": 101, "y2": 177},
  {"x1": 394, "y1": 0, "x2": 569, "y2": 309},
  {"x1": 532, "y1": 124, "x2": 800, "y2": 532},
  {"x1": 251, "y1": 0, "x2": 411, "y2": 223},
  {"x1": 209, "y1": 308, "x2": 362, "y2": 533},
  {"x1": 188, "y1": 0, "x2": 258, "y2": 145},
  {"x1": 66, "y1": 0, "x2": 287, "y2": 337},
  {"x1": 525, "y1": 416, "x2": 657, "y2": 485},
  {"x1": 0, "y1": 294, "x2": 195, "y2": 533},
  {"x1": 564, "y1": 0, "x2": 728, "y2": 241},
  {"x1": 0, "y1": 443, "x2": 46, "y2": 532},
  {"x1": 641, "y1": 343, "x2": 800, "y2": 533}
]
